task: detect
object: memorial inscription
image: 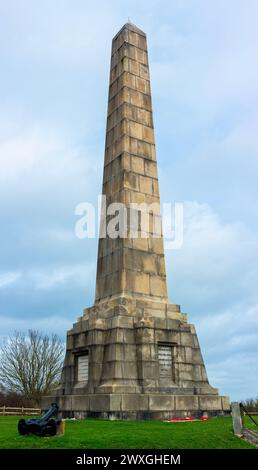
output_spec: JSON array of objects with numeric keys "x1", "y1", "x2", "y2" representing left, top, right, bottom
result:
[
  {"x1": 77, "y1": 355, "x2": 89, "y2": 382},
  {"x1": 158, "y1": 344, "x2": 173, "y2": 378}
]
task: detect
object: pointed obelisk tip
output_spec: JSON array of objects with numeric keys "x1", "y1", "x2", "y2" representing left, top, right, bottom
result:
[{"x1": 113, "y1": 21, "x2": 146, "y2": 40}]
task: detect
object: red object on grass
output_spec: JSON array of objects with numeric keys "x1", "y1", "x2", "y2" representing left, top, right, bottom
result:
[
  {"x1": 167, "y1": 416, "x2": 209, "y2": 422},
  {"x1": 168, "y1": 417, "x2": 193, "y2": 422}
]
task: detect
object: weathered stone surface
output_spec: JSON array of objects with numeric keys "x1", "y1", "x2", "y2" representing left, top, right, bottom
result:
[
  {"x1": 222, "y1": 396, "x2": 231, "y2": 410},
  {"x1": 149, "y1": 395, "x2": 174, "y2": 411},
  {"x1": 199, "y1": 396, "x2": 223, "y2": 411},
  {"x1": 48, "y1": 23, "x2": 229, "y2": 420},
  {"x1": 89, "y1": 395, "x2": 110, "y2": 412},
  {"x1": 122, "y1": 394, "x2": 149, "y2": 411},
  {"x1": 175, "y1": 396, "x2": 199, "y2": 411},
  {"x1": 43, "y1": 392, "x2": 230, "y2": 419},
  {"x1": 95, "y1": 21, "x2": 168, "y2": 303},
  {"x1": 231, "y1": 402, "x2": 243, "y2": 435}
]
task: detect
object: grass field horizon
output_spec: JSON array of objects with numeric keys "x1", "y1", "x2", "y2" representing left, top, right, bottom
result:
[{"x1": 0, "y1": 416, "x2": 257, "y2": 449}]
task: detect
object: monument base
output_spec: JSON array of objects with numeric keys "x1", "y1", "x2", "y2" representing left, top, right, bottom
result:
[
  {"x1": 41, "y1": 393, "x2": 230, "y2": 420},
  {"x1": 42, "y1": 296, "x2": 230, "y2": 419}
]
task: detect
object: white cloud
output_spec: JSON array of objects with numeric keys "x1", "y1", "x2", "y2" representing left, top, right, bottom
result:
[
  {"x1": 29, "y1": 263, "x2": 95, "y2": 290},
  {"x1": 0, "y1": 131, "x2": 58, "y2": 180},
  {"x1": 166, "y1": 201, "x2": 258, "y2": 399},
  {"x1": 167, "y1": 201, "x2": 258, "y2": 308},
  {"x1": 0, "y1": 126, "x2": 99, "y2": 183},
  {"x1": 0, "y1": 315, "x2": 70, "y2": 341},
  {"x1": 0, "y1": 1, "x2": 119, "y2": 68},
  {"x1": 0, "y1": 271, "x2": 21, "y2": 288},
  {"x1": 208, "y1": 352, "x2": 258, "y2": 400},
  {"x1": 0, "y1": 1, "x2": 257, "y2": 401}
]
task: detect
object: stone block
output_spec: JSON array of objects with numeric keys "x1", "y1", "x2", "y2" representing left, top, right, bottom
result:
[
  {"x1": 142, "y1": 253, "x2": 157, "y2": 274},
  {"x1": 200, "y1": 365, "x2": 208, "y2": 381},
  {"x1": 122, "y1": 394, "x2": 149, "y2": 411},
  {"x1": 89, "y1": 395, "x2": 110, "y2": 412},
  {"x1": 139, "y1": 63, "x2": 149, "y2": 80},
  {"x1": 192, "y1": 348, "x2": 203, "y2": 364},
  {"x1": 135, "y1": 47, "x2": 147, "y2": 65},
  {"x1": 199, "y1": 396, "x2": 223, "y2": 411},
  {"x1": 58, "y1": 395, "x2": 73, "y2": 411},
  {"x1": 129, "y1": 136, "x2": 138, "y2": 154},
  {"x1": 180, "y1": 332, "x2": 194, "y2": 347},
  {"x1": 121, "y1": 152, "x2": 130, "y2": 170},
  {"x1": 137, "y1": 140, "x2": 152, "y2": 159},
  {"x1": 193, "y1": 365, "x2": 202, "y2": 381},
  {"x1": 175, "y1": 396, "x2": 199, "y2": 411},
  {"x1": 130, "y1": 191, "x2": 146, "y2": 204},
  {"x1": 222, "y1": 396, "x2": 230, "y2": 410},
  {"x1": 128, "y1": 30, "x2": 138, "y2": 48},
  {"x1": 111, "y1": 315, "x2": 134, "y2": 329},
  {"x1": 124, "y1": 170, "x2": 139, "y2": 190},
  {"x1": 127, "y1": 271, "x2": 150, "y2": 295},
  {"x1": 90, "y1": 362, "x2": 103, "y2": 381},
  {"x1": 150, "y1": 275, "x2": 167, "y2": 297},
  {"x1": 135, "y1": 326, "x2": 155, "y2": 343},
  {"x1": 124, "y1": 344, "x2": 138, "y2": 361},
  {"x1": 72, "y1": 395, "x2": 90, "y2": 411},
  {"x1": 141, "y1": 93, "x2": 151, "y2": 111},
  {"x1": 131, "y1": 156, "x2": 145, "y2": 174},
  {"x1": 157, "y1": 256, "x2": 166, "y2": 275},
  {"x1": 132, "y1": 237, "x2": 148, "y2": 251},
  {"x1": 129, "y1": 89, "x2": 143, "y2": 108},
  {"x1": 152, "y1": 179, "x2": 159, "y2": 195},
  {"x1": 139, "y1": 362, "x2": 157, "y2": 379},
  {"x1": 137, "y1": 33, "x2": 147, "y2": 49},
  {"x1": 136, "y1": 107, "x2": 152, "y2": 127},
  {"x1": 184, "y1": 347, "x2": 193, "y2": 363},
  {"x1": 139, "y1": 175, "x2": 153, "y2": 194},
  {"x1": 110, "y1": 394, "x2": 122, "y2": 411},
  {"x1": 149, "y1": 395, "x2": 174, "y2": 411},
  {"x1": 142, "y1": 125, "x2": 154, "y2": 144},
  {"x1": 178, "y1": 364, "x2": 194, "y2": 381},
  {"x1": 149, "y1": 237, "x2": 164, "y2": 254},
  {"x1": 129, "y1": 121, "x2": 143, "y2": 140},
  {"x1": 106, "y1": 328, "x2": 135, "y2": 344},
  {"x1": 121, "y1": 71, "x2": 136, "y2": 89},
  {"x1": 66, "y1": 335, "x2": 73, "y2": 349},
  {"x1": 137, "y1": 343, "x2": 150, "y2": 360}
]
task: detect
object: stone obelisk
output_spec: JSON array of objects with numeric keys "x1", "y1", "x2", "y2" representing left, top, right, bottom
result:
[
  {"x1": 96, "y1": 23, "x2": 167, "y2": 305},
  {"x1": 43, "y1": 23, "x2": 229, "y2": 418}
]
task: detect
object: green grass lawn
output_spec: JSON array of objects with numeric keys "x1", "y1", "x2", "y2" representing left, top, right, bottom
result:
[
  {"x1": 243, "y1": 415, "x2": 258, "y2": 433},
  {"x1": 0, "y1": 416, "x2": 256, "y2": 449}
]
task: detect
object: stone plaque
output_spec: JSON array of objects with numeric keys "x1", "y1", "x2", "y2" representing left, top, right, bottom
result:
[
  {"x1": 158, "y1": 344, "x2": 172, "y2": 378},
  {"x1": 77, "y1": 355, "x2": 89, "y2": 382}
]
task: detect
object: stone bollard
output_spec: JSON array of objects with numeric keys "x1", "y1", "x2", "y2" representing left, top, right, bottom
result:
[
  {"x1": 56, "y1": 419, "x2": 66, "y2": 436},
  {"x1": 231, "y1": 402, "x2": 243, "y2": 436}
]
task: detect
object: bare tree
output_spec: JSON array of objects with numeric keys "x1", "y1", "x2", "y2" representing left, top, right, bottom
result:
[
  {"x1": 0, "y1": 330, "x2": 64, "y2": 404},
  {"x1": 242, "y1": 397, "x2": 258, "y2": 412}
]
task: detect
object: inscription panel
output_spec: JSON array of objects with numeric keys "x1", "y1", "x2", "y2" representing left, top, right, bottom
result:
[
  {"x1": 77, "y1": 355, "x2": 89, "y2": 382},
  {"x1": 158, "y1": 344, "x2": 172, "y2": 378}
]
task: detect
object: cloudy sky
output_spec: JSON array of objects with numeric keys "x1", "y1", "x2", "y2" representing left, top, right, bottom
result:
[{"x1": 0, "y1": 0, "x2": 258, "y2": 400}]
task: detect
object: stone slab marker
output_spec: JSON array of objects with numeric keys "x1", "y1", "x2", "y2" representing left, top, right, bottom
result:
[
  {"x1": 231, "y1": 402, "x2": 243, "y2": 436},
  {"x1": 42, "y1": 23, "x2": 230, "y2": 419}
]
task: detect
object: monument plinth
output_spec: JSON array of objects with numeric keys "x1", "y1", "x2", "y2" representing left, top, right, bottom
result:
[{"x1": 43, "y1": 23, "x2": 230, "y2": 418}]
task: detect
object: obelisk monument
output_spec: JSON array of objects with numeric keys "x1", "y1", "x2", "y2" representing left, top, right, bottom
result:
[{"x1": 43, "y1": 23, "x2": 229, "y2": 418}]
